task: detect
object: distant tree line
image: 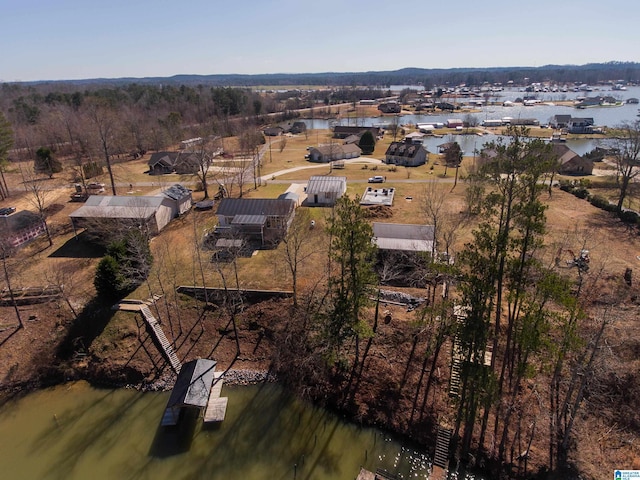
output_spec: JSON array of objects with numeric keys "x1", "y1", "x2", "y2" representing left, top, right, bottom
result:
[{"x1": 4, "y1": 61, "x2": 638, "y2": 90}]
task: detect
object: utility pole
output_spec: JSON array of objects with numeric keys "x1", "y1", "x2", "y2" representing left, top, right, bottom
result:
[{"x1": 454, "y1": 151, "x2": 462, "y2": 187}]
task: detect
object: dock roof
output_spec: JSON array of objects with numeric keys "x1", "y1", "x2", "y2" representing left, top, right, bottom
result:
[{"x1": 166, "y1": 358, "x2": 217, "y2": 409}]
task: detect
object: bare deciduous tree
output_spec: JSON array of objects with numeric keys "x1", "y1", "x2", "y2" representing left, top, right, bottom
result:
[
  {"x1": 611, "y1": 120, "x2": 640, "y2": 212},
  {"x1": 0, "y1": 111, "x2": 14, "y2": 200},
  {"x1": 0, "y1": 237, "x2": 23, "y2": 329},
  {"x1": 24, "y1": 168, "x2": 53, "y2": 247},
  {"x1": 280, "y1": 209, "x2": 318, "y2": 307},
  {"x1": 85, "y1": 99, "x2": 120, "y2": 195}
]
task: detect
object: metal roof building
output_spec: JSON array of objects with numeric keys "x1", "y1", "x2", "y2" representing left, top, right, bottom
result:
[
  {"x1": 215, "y1": 198, "x2": 296, "y2": 246},
  {"x1": 306, "y1": 175, "x2": 347, "y2": 206},
  {"x1": 372, "y1": 223, "x2": 435, "y2": 252},
  {"x1": 69, "y1": 184, "x2": 192, "y2": 237}
]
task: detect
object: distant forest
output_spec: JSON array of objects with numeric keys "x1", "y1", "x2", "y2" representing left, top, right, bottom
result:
[
  {"x1": 3, "y1": 62, "x2": 639, "y2": 88},
  {"x1": 1, "y1": 61, "x2": 638, "y2": 168}
]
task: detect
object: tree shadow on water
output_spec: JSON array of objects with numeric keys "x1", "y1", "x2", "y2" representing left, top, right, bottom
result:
[{"x1": 148, "y1": 407, "x2": 198, "y2": 458}]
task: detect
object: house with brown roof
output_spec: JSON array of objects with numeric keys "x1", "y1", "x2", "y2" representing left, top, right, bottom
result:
[
  {"x1": 332, "y1": 126, "x2": 381, "y2": 140},
  {"x1": 552, "y1": 144, "x2": 593, "y2": 175},
  {"x1": 308, "y1": 144, "x2": 361, "y2": 163},
  {"x1": 384, "y1": 139, "x2": 428, "y2": 167}
]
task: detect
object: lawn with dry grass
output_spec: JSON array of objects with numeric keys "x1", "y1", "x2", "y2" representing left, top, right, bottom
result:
[{"x1": 1, "y1": 124, "x2": 640, "y2": 479}]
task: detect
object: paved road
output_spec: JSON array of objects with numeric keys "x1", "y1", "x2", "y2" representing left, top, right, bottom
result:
[{"x1": 258, "y1": 157, "x2": 384, "y2": 182}]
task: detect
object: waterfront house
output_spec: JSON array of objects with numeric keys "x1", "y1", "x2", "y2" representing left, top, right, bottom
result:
[
  {"x1": 288, "y1": 121, "x2": 307, "y2": 134},
  {"x1": 384, "y1": 139, "x2": 428, "y2": 167},
  {"x1": 333, "y1": 126, "x2": 381, "y2": 139},
  {"x1": 378, "y1": 101, "x2": 401, "y2": 114},
  {"x1": 214, "y1": 197, "x2": 296, "y2": 246},
  {"x1": 551, "y1": 115, "x2": 572, "y2": 129},
  {"x1": 567, "y1": 117, "x2": 595, "y2": 134}
]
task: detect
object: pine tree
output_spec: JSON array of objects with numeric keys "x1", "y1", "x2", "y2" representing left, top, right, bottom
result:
[
  {"x1": 358, "y1": 130, "x2": 376, "y2": 155},
  {"x1": 325, "y1": 195, "x2": 377, "y2": 362}
]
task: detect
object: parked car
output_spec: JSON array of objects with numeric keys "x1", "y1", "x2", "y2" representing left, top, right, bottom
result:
[
  {"x1": 0, "y1": 206, "x2": 16, "y2": 216},
  {"x1": 86, "y1": 182, "x2": 105, "y2": 193},
  {"x1": 368, "y1": 175, "x2": 385, "y2": 183}
]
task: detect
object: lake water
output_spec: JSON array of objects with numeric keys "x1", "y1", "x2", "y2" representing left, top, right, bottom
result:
[
  {"x1": 0, "y1": 381, "x2": 465, "y2": 480},
  {"x1": 300, "y1": 86, "x2": 640, "y2": 156}
]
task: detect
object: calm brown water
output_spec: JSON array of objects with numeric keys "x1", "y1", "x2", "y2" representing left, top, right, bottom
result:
[{"x1": 0, "y1": 381, "x2": 435, "y2": 480}]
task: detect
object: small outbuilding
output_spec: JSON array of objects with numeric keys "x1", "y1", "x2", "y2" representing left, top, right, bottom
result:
[
  {"x1": 161, "y1": 184, "x2": 193, "y2": 215},
  {"x1": 305, "y1": 175, "x2": 347, "y2": 206}
]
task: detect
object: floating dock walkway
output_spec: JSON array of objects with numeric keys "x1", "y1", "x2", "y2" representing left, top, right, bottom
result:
[{"x1": 204, "y1": 371, "x2": 228, "y2": 423}]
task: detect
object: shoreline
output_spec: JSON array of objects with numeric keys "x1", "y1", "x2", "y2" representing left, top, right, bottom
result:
[{"x1": 0, "y1": 365, "x2": 278, "y2": 403}]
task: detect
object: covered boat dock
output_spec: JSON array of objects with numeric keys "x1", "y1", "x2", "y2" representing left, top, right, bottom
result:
[{"x1": 161, "y1": 358, "x2": 227, "y2": 426}]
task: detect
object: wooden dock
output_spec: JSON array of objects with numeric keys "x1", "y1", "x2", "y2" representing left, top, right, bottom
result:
[
  {"x1": 432, "y1": 425, "x2": 452, "y2": 479},
  {"x1": 356, "y1": 468, "x2": 375, "y2": 480},
  {"x1": 355, "y1": 468, "x2": 399, "y2": 480},
  {"x1": 204, "y1": 372, "x2": 228, "y2": 423},
  {"x1": 140, "y1": 305, "x2": 182, "y2": 374}
]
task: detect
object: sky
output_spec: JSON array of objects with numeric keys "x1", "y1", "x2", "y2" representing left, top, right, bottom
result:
[{"x1": 1, "y1": 0, "x2": 639, "y2": 82}]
